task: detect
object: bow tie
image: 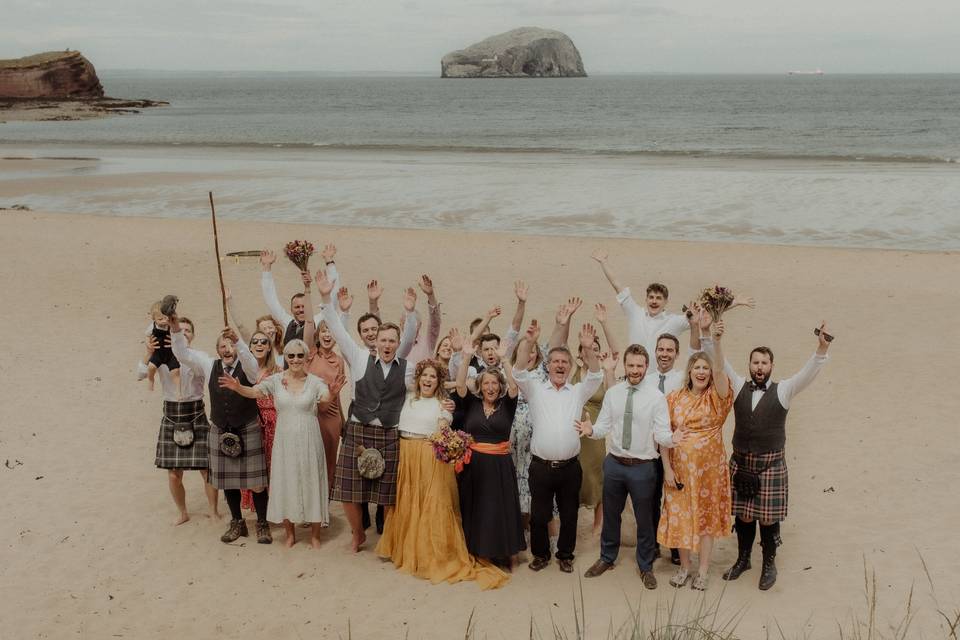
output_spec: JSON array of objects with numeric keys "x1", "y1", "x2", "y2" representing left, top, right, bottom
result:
[{"x1": 750, "y1": 381, "x2": 767, "y2": 392}]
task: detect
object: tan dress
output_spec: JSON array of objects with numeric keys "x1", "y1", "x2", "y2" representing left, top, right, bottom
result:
[
  {"x1": 657, "y1": 381, "x2": 734, "y2": 550},
  {"x1": 574, "y1": 367, "x2": 606, "y2": 508},
  {"x1": 306, "y1": 347, "x2": 346, "y2": 486}
]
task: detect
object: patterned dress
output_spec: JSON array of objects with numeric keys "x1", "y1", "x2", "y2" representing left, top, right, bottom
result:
[
  {"x1": 509, "y1": 364, "x2": 548, "y2": 514},
  {"x1": 657, "y1": 381, "x2": 734, "y2": 550},
  {"x1": 242, "y1": 371, "x2": 277, "y2": 511}
]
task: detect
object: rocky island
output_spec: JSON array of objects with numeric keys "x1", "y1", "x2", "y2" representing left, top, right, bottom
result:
[
  {"x1": 0, "y1": 51, "x2": 166, "y2": 122},
  {"x1": 441, "y1": 27, "x2": 586, "y2": 78}
]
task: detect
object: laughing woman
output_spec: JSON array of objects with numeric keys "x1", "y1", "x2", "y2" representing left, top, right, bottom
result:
[
  {"x1": 240, "y1": 330, "x2": 280, "y2": 513},
  {"x1": 376, "y1": 359, "x2": 508, "y2": 589}
]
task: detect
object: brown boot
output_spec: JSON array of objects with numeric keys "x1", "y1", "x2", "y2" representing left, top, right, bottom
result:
[
  {"x1": 220, "y1": 519, "x2": 248, "y2": 543},
  {"x1": 256, "y1": 520, "x2": 272, "y2": 544}
]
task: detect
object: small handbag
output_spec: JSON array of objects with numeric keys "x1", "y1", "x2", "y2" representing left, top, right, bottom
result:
[
  {"x1": 172, "y1": 425, "x2": 195, "y2": 448},
  {"x1": 732, "y1": 467, "x2": 761, "y2": 499},
  {"x1": 219, "y1": 430, "x2": 243, "y2": 458},
  {"x1": 356, "y1": 445, "x2": 385, "y2": 480}
]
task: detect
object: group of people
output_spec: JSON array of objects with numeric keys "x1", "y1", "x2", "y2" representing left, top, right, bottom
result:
[{"x1": 139, "y1": 244, "x2": 833, "y2": 592}]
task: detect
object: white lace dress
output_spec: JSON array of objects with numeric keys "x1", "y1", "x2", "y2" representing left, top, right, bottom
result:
[{"x1": 255, "y1": 373, "x2": 331, "y2": 524}]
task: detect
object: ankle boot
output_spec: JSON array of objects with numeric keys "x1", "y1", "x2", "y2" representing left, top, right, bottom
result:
[
  {"x1": 722, "y1": 550, "x2": 752, "y2": 580},
  {"x1": 722, "y1": 517, "x2": 756, "y2": 580},
  {"x1": 758, "y1": 552, "x2": 777, "y2": 590}
]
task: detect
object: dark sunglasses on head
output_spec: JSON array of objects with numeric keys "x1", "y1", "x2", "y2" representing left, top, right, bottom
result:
[
  {"x1": 251, "y1": 338, "x2": 270, "y2": 345},
  {"x1": 286, "y1": 353, "x2": 306, "y2": 360},
  {"x1": 813, "y1": 327, "x2": 835, "y2": 343}
]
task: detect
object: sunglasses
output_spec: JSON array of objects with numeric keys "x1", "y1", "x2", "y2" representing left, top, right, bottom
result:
[
  {"x1": 251, "y1": 338, "x2": 270, "y2": 346},
  {"x1": 286, "y1": 353, "x2": 306, "y2": 360},
  {"x1": 813, "y1": 327, "x2": 835, "y2": 343}
]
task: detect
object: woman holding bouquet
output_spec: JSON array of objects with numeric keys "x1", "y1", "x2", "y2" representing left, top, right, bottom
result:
[
  {"x1": 376, "y1": 359, "x2": 507, "y2": 589},
  {"x1": 454, "y1": 341, "x2": 526, "y2": 569}
]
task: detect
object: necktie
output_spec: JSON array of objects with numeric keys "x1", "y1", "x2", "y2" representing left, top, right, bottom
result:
[
  {"x1": 658, "y1": 374, "x2": 666, "y2": 393},
  {"x1": 622, "y1": 386, "x2": 636, "y2": 450},
  {"x1": 750, "y1": 381, "x2": 767, "y2": 392}
]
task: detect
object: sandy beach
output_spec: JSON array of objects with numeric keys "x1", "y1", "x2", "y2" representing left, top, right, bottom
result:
[{"x1": 0, "y1": 187, "x2": 957, "y2": 638}]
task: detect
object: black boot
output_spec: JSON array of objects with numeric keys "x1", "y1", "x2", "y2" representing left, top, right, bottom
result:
[
  {"x1": 722, "y1": 518, "x2": 756, "y2": 581},
  {"x1": 758, "y1": 522, "x2": 780, "y2": 590}
]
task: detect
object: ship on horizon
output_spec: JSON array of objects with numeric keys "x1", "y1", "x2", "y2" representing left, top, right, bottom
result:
[{"x1": 787, "y1": 68, "x2": 824, "y2": 75}]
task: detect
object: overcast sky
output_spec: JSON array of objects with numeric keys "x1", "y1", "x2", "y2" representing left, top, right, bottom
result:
[{"x1": 2, "y1": 0, "x2": 958, "y2": 73}]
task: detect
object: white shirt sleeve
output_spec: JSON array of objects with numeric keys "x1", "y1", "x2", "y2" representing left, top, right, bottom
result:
[
  {"x1": 667, "y1": 312, "x2": 691, "y2": 336},
  {"x1": 652, "y1": 394, "x2": 673, "y2": 447},
  {"x1": 590, "y1": 392, "x2": 615, "y2": 440},
  {"x1": 171, "y1": 331, "x2": 213, "y2": 379},
  {"x1": 235, "y1": 337, "x2": 260, "y2": 381},
  {"x1": 321, "y1": 301, "x2": 367, "y2": 375},
  {"x1": 576, "y1": 369, "x2": 604, "y2": 405},
  {"x1": 777, "y1": 353, "x2": 829, "y2": 409},
  {"x1": 512, "y1": 367, "x2": 535, "y2": 397},
  {"x1": 260, "y1": 271, "x2": 294, "y2": 326},
  {"x1": 397, "y1": 310, "x2": 418, "y2": 359},
  {"x1": 404, "y1": 360, "x2": 416, "y2": 389},
  {"x1": 501, "y1": 327, "x2": 521, "y2": 360},
  {"x1": 615, "y1": 286, "x2": 642, "y2": 323},
  {"x1": 448, "y1": 351, "x2": 463, "y2": 380}
]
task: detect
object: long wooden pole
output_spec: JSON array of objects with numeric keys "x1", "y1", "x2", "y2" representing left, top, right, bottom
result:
[{"x1": 209, "y1": 191, "x2": 229, "y2": 327}]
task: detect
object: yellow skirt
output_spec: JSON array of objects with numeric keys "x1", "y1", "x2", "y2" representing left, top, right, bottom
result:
[{"x1": 375, "y1": 438, "x2": 508, "y2": 590}]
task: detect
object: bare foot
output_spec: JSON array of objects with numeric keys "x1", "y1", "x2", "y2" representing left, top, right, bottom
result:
[
  {"x1": 174, "y1": 512, "x2": 189, "y2": 526},
  {"x1": 311, "y1": 536, "x2": 322, "y2": 550},
  {"x1": 285, "y1": 534, "x2": 296, "y2": 548},
  {"x1": 350, "y1": 531, "x2": 366, "y2": 553},
  {"x1": 206, "y1": 510, "x2": 223, "y2": 520}
]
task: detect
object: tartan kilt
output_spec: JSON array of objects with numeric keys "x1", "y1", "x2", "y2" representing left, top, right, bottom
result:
[
  {"x1": 730, "y1": 449, "x2": 788, "y2": 522},
  {"x1": 155, "y1": 400, "x2": 210, "y2": 470},
  {"x1": 331, "y1": 421, "x2": 399, "y2": 505},
  {"x1": 208, "y1": 418, "x2": 269, "y2": 490}
]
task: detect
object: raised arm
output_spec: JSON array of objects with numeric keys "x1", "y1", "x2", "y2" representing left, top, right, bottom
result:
[
  {"x1": 710, "y1": 319, "x2": 729, "y2": 398},
  {"x1": 317, "y1": 269, "x2": 366, "y2": 371},
  {"x1": 548, "y1": 297, "x2": 582, "y2": 349},
  {"x1": 470, "y1": 305, "x2": 502, "y2": 346},
  {"x1": 777, "y1": 322, "x2": 833, "y2": 408},
  {"x1": 259, "y1": 249, "x2": 294, "y2": 326},
  {"x1": 366, "y1": 279, "x2": 383, "y2": 316},
  {"x1": 229, "y1": 327, "x2": 261, "y2": 381},
  {"x1": 218, "y1": 370, "x2": 267, "y2": 399},
  {"x1": 512, "y1": 319, "x2": 541, "y2": 384},
  {"x1": 397, "y1": 287, "x2": 418, "y2": 359},
  {"x1": 594, "y1": 303, "x2": 621, "y2": 357},
  {"x1": 224, "y1": 286, "x2": 251, "y2": 343},
  {"x1": 497, "y1": 339, "x2": 520, "y2": 398},
  {"x1": 301, "y1": 271, "x2": 316, "y2": 349},
  {"x1": 169, "y1": 314, "x2": 213, "y2": 374},
  {"x1": 455, "y1": 340, "x2": 476, "y2": 398},
  {"x1": 510, "y1": 280, "x2": 527, "y2": 333},
  {"x1": 419, "y1": 274, "x2": 442, "y2": 350},
  {"x1": 600, "y1": 350, "x2": 618, "y2": 389},
  {"x1": 591, "y1": 250, "x2": 625, "y2": 294}
]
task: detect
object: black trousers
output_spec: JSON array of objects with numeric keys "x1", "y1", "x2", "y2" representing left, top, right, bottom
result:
[{"x1": 529, "y1": 457, "x2": 582, "y2": 560}]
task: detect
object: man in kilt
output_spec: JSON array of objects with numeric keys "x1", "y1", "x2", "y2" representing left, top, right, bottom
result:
[
  {"x1": 139, "y1": 315, "x2": 219, "y2": 524},
  {"x1": 699, "y1": 321, "x2": 833, "y2": 590},
  {"x1": 317, "y1": 270, "x2": 417, "y2": 552},
  {"x1": 171, "y1": 315, "x2": 273, "y2": 544}
]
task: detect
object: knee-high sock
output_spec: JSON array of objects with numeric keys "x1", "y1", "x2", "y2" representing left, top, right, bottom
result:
[
  {"x1": 735, "y1": 517, "x2": 757, "y2": 554},
  {"x1": 224, "y1": 489, "x2": 243, "y2": 520},
  {"x1": 759, "y1": 522, "x2": 780, "y2": 558},
  {"x1": 252, "y1": 489, "x2": 269, "y2": 523}
]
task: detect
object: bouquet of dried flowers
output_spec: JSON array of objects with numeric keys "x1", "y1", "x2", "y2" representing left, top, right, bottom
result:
[
  {"x1": 697, "y1": 285, "x2": 736, "y2": 322},
  {"x1": 284, "y1": 240, "x2": 315, "y2": 272},
  {"x1": 429, "y1": 425, "x2": 475, "y2": 473}
]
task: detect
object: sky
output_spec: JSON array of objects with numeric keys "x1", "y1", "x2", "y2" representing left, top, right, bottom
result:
[{"x1": 2, "y1": 0, "x2": 958, "y2": 73}]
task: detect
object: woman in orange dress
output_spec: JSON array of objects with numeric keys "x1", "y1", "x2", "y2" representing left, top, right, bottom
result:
[
  {"x1": 657, "y1": 320, "x2": 732, "y2": 591},
  {"x1": 305, "y1": 319, "x2": 347, "y2": 487}
]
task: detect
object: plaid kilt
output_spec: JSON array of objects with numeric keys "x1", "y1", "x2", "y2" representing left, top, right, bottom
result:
[
  {"x1": 331, "y1": 421, "x2": 399, "y2": 505},
  {"x1": 730, "y1": 449, "x2": 788, "y2": 522},
  {"x1": 208, "y1": 418, "x2": 269, "y2": 490},
  {"x1": 155, "y1": 400, "x2": 210, "y2": 470}
]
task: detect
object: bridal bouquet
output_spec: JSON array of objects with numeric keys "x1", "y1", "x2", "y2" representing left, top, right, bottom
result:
[
  {"x1": 429, "y1": 426, "x2": 475, "y2": 473},
  {"x1": 697, "y1": 285, "x2": 736, "y2": 322},
  {"x1": 284, "y1": 240, "x2": 315, "y2": 272}
]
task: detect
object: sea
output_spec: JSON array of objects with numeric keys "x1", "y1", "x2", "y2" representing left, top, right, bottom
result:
[{"x1": 2, "y1": 73, "x2": 959, "y2": 251}]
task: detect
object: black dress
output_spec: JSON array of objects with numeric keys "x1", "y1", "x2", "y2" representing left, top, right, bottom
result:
[{"x1": 454, "y1": 391, "x2": 526, "y2": 560}]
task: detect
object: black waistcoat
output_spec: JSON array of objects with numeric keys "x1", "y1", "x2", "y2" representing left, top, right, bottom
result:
[
  {"x1": 284, "y1": 318, "x2": 304, "y2": 346},
  {"x1": 349, "y1": 354, "x2": 407, "y2": 428},
  {"x1": 731, "y1": 381, "x2": 788, "y2": 454},
  {"x1": 208, "y1": 359, "x2": 260, "y2": 430}
]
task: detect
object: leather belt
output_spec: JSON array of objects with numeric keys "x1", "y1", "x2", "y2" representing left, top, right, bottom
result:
[
  {"x1": 532, "y1": 455, "x2": 578, "y2": 469},
  {"x1": 610, "y1": 454, "x2": 653, "y2": 466}
]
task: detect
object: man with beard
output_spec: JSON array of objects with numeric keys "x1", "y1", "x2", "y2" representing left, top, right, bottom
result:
[
  {"x1": 696, "y1": 320, "x2": 834, "y2": 590},
  {"x1": 575, "y1": 344, "x2": 687, "y2": 588}
]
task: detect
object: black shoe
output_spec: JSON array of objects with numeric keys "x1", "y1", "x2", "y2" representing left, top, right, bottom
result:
[
  {"x1": 220, "y1": 519, "x2": 248, "y2": 543},
  {"x1": 670, "y1": 548, "x2": 681, "y2": 565},
  {"x1": 722, "y1": 553, "x2": 752, "y2": 581},
  {"x1": 558, "y1": 558, "x2": 575, "y2": 573},
  {"x1": 256, "y1": 520, "x2": 272, "y2": 544},
  {"x1": 529, "y1": 556, "x2": 550, "y2": 572},
  {"x1": 758, "y1": 556, "x2": 777, "y2": 590}
]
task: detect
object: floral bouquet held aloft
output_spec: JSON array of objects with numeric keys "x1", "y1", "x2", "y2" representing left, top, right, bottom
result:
[
  {"x1": 698, "y1": 285, "x2": 736, "y2": 322},
  {"x1": 284, "y1": 240, "x2": 315, "y2": 272},
  {"x1": 429, "y1": 424, "x2": 475, "y2": 473}
]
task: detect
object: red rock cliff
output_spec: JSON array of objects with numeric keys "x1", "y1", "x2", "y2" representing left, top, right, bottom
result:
[{"x1": 0, "y1": 51, "x2": 104, "y2": 99}]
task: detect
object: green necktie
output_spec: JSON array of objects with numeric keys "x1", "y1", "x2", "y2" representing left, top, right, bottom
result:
[
  {"x1": 659, "y1": 374, "x2": 666, "y2": 393},
  {"x1": 622, "y1": 386, "x2": 636, "y2": 450}
]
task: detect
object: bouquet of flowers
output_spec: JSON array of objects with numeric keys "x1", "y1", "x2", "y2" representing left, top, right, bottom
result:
[
  {"x1": 284, "y1": 240, "x2": 315, "y2": 272},
  {"x1": 429, "y1": 425, "x2": 475, "y2": 473},
  {"x1": 697, "y1": 285, "x2": 736, "y2": 322}
]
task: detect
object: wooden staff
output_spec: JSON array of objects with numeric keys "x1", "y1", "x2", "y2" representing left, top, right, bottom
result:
[{"x1": 209, "y1": 191, "x2": 229, "y2": 326}]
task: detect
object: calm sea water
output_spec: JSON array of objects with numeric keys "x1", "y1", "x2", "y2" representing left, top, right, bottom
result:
[{"x1": 2, "y1": 74, "x2": 959, "y2": 250}]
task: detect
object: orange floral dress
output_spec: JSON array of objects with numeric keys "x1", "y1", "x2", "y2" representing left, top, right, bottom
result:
[{"x1": 657, "y1": 381, "x2": 734, "y2": 550}]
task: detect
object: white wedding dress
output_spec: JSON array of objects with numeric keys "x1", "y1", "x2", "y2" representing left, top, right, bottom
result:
[{"x1": 255, "y1": 373, "x2": 330, "y2": 524}]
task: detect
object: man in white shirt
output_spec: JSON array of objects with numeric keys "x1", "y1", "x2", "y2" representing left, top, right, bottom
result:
[
  {"x1": 696, "y1": 320, "x2": 833, "y2": 591},
  {"x1": 514, "y1": 320, "x2": 603, "y2": 573},
  {"x1": 575, "y1": 345, "x2": 686, "y2": 588},
  {"x1": 591, "y1": 250, "x2": 691, "y2": 358}
]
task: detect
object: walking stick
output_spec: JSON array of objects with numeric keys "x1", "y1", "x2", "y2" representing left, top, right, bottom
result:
[{"x1": 209, "y1": 191, "x2": 229, "y2": 327}]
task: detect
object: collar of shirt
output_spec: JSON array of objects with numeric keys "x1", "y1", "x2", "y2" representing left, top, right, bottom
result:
[
  {"x1": 542, "y1": 378, "x2": 573, "y2": 392},
  {"x1": 376, "y1": 356, "x2": 397, "y2": 368}
]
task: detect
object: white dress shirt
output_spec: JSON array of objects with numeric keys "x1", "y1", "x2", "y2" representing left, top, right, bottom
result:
[
  {"x1": 700, "y1": 337, "x2": 829, "y2": 410},
  {"x1": 513, "y1": 367, "x2": 603, "y2": 461},
  {"x1": 641, "y1": 367, "x2": 684, "y2": 396},
  {"x1": 589, "y1": 380, "x2": 673, "y2": 459},
  {"x1": 615, "y1": 287, "x2": 690, "y2": 357},
  {"x1": 136, "y1": 359, "x2": 205, "y2": 402},
  {"x1": 171, "y1": 331, "x2": 260, "y2": 386}
]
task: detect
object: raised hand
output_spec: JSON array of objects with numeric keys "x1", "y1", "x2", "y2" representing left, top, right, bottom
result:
[
  {"x1": 712, "y1": 318, "x2": 725, "y2": 340},
  {"x1": 815, "y1": 321, "x2": 834, "y2": 353},
  {"x1": 461, "y1": 338, "x2": 477, "y2": 358},
  {"x1": 221, "y1": 327, "x2": 240, "y2": 344},
  {"x1": 574, "y1": 417, "x2": 594, "y2": 437},
  {"x1": 449, "y1": 327, "x2": 464, "y2": 352},
  {"x1": 555, "y1": 303, "x2": 572, "y2": 326},
  {"x1": 315, "y1": 269, "x2": 334, "y2": 297},
  {"x1": 218, "y1": 374, "x2": 241, "y2": 392},
  {"x1": 418, "y1": 274, "x2": 434, "y2": 296},
  {"x1": 514, "y1": 280, "x2": 528, "y2": 302},
  {"x1": 590, "y1": 250, "x2": 607, "y2": 264},
  {"x1": 697, "y1": 303, "x2": 714, "y2": 332},
  {"x1": 733, "y1": 295, "x2": 756, "y2": 310},
  {"x1": 337, "y1": 287, "x2": 354, "y2": 313},
  {"x1": 593, "y1": 302, "x2": 607, "y2": 324},
  {"x1": 525, "y1": 319, "x2": 541, "y2": 343},
  {"x1": 367, "y1": 280, "x2": 383, "y2": 302},
  {"x1": 578, "y1": 322, "x2": 597, "y2": 349},
  {"x1": 300, "y1": 270, "x2": 312, "y2": 290},
  {"x1": 486, "y1": 305, "x2": 502, "y2": 320},
  {"x1": 320, "y1": 243, "x2": 337, "y2": 263},
  {"x1": 224, "y1": 286, "x2": 233, "y2": 302},
  {"x1": 600, "y1": 351, "x2": 618, "y2": 373},
  {"x1": 566, "y1": 296, "x2": 584, "y2": 318},
  {"x1": 403, "y1": 287, "x2": 417, "y2": 313},
  {"x1": 497, "y1": 339, "x2": 511, "y2": 362},
  {"x1": 259, "y1": 249, "x2": 277, "y2": 270}
]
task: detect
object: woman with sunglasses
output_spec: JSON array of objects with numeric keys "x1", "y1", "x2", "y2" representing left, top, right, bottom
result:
[
  {"x1": 240, "y1": 330, "x2": 281, "y2": 512},
  {"x1": 220, "y1": 282, "x2": 332, "y2": 549}
]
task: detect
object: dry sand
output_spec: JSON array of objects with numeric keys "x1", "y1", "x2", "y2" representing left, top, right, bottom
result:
[{"x1": 1, "y1": 200, "x2": 958, "y2": 638}]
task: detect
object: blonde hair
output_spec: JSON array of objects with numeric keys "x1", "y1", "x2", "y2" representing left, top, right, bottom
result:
[
  {"x1": 250, "y1": 331, "x2": 279, "y2": 376},
  {"x1": 684, "y1": 351, "x2": 715, "y2": 390},
  {"x1": 283, "y1": 339, "x2": 310, "y2": 358}
]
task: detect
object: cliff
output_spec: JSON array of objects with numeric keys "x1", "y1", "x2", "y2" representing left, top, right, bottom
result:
[
  {"x1": 441, "y1": 27, "x2": 587, "y2": 78},
  {"x1": 0, "y1": 51, "x2": 104, "y2": 99}
]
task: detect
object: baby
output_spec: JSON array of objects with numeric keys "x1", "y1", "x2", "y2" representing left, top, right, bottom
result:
[{"x1": 146, "y1": 297, "x2": 181, "y2": 391}]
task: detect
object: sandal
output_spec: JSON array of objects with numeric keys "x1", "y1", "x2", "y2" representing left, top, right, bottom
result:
[
  {"x1": 669, "y1": 567, "x2": 690, "y2": 588},
  {"x1": 691, "y1": 573, "x2": 708, "y2": 591}
]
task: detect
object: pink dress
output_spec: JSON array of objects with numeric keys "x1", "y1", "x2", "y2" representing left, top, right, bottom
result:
[
  {"x1": 307, "y1": 347, "x2": 346, "y2": 488},
  {"x1": 242, "y1": 371, "x2": 278, "y2": 511}
]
